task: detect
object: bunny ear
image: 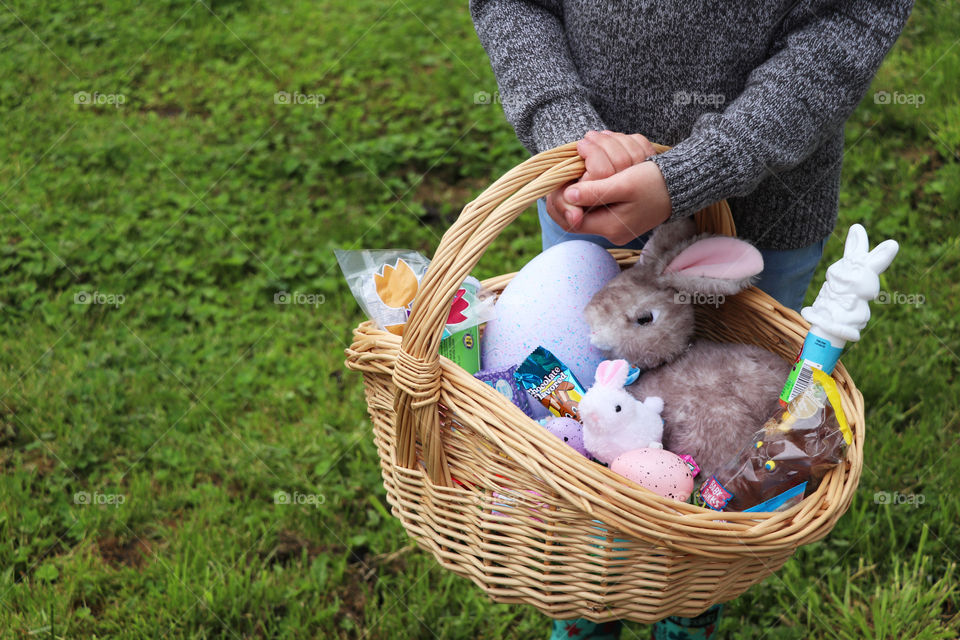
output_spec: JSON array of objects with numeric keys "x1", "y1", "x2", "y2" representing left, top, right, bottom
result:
[
  {"x1": 641, "y1": 219, "x2": 699, "y2": 261},
  {"x1": 864, "y1": 239, "x2": 898, "y2": 275},
  {"x1": 657, "y1": 236, "x2": 763, "y2": 296},
  {"x1": 595, "y1": 359, "x2": 629, "y2": 387},
  {"x1": 844, "y1": 224, "x2": 869, "y2": 258}
]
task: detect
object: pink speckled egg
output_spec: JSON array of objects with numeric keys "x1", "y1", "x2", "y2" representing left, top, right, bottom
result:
[
  {"x1": 610, "y1": 448, "x2": 694, "y2": 502},
  {"x1": 482, "y1": 241, "x2": 620, "y2": 417}
]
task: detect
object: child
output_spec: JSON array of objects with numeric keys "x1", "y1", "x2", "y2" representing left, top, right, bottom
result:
[{"x1": 470, "y1": 1, "x2": 912, "y2": 637}]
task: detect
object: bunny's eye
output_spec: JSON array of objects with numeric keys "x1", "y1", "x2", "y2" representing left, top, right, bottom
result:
[
  {"x1": 615, "y1": 405, "x2": 622, "y2": 413},
  {"x1": 635, "y1": 312, "x2": 654, "y2": 326}
]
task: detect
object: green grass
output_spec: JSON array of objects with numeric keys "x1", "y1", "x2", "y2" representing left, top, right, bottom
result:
[{"x1": 0, "y1": 0, "x2": 958, "y2": 638}]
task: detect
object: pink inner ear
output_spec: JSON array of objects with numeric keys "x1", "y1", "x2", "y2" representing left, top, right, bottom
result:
[
  {"x1": 665, "y1": 237, "x2": 763, "y2": 279},
  {"x1": 594, "y1": 361, "x2": 613, "y2": 385},
  {"x1": 595, "y1": 359, "x2": 627, "y2": 386}
]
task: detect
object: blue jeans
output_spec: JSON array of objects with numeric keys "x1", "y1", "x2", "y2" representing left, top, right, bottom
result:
[{"x1": 537, "y1": 199, "x2": 825, "y2": 312}]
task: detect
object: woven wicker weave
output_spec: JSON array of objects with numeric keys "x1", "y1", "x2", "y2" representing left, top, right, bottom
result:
[{"x1": 344, "y1": 142, "x2": 864, "y2": 622}]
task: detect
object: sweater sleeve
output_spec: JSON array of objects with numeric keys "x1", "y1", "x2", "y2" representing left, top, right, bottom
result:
[
  {"x1": 470, "y1": 0, "x2": 607, "y2": 154},
  {"x1": 651, "y1": 0, "x2": 913, "y2": 218}
]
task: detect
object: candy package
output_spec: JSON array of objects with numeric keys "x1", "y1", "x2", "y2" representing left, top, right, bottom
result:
[
  {"x1": 475, "y1": 365, "x2": 534, "y2": 418},
  {"x1": 441, "y1": 326, "x2": 481, "y2": 374},
  {"x1": 335, "y1": 249, "x2": 495, "y2": 338},
  {"x1": 699, "y1": 368, "x2": 851, "y2": 512},
  {"x1": 514, "y1": 347, "x2": 587, "y2": 421}
]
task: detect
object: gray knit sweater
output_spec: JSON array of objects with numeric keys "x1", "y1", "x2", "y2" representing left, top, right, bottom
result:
[{"x1": 470, "y1": 0, "x2": 912, "y2": 249}]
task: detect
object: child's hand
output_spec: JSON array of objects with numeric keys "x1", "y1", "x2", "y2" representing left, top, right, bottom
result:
[
  {"x1": 545, "y1": 131, "x2": 661, "y2": 239},
  {"x1": 578, "y1": 130, "x2": 657, "y2": 182},
  {"x1": 561, "y1": 161, "x2": 672, "y2": 245}
]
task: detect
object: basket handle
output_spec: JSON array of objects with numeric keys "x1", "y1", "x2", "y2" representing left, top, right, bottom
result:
[{"x1": 392, "y1": 141, "x2": 736, "y2": 486}]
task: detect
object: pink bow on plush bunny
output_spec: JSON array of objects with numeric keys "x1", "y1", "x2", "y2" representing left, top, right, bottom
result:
[{"x1": 579, "y1": 359, "x2": 665, "y2": 465}]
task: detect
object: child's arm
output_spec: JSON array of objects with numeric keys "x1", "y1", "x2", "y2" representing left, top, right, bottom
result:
[
  {"x1": 645, "y1": 0, "x2": 913, "y2": 220},
  {"x1": 470, "y1": 0, "x2": 606, "y2": 154},
  {"x1": 559, "y1": 0, "x2": 912, "y2": 243}
]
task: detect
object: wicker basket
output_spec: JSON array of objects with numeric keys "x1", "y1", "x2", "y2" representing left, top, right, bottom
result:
[{"x1": 344, "y1": 142, "x2": 865, "y2": 623}]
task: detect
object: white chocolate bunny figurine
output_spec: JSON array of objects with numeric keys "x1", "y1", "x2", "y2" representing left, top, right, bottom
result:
[
  {"x1": 583, "y1": 219, "x2": 791, "y2": 480},
  {"x1": 580, "y1": 359, "x2": 664, "y2": 464},
  {"x1": 801, "y1": 224, "x2": 899, "y2": 343}
]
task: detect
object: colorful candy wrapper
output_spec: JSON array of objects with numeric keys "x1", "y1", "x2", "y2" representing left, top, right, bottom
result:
[
  {"x1": 335, "y1": 248, "x2": 495, "y2": 339},
  {"x1": 441, "y1": 326, "x2": 481, "y2": 374},
  {"x1": 699, "y1": 368, "x2": 851, "y2": 512},
  {"x1": 475, "y1": 365, "x2": 534, "y2": 417},
  {"x1": 514, "y1": 347, "x2": 587, "y2": 422}
]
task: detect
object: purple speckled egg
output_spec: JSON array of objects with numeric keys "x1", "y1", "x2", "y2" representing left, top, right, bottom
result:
[
  {"x1": 610, "y1": 448, "x2": 694, "y2": 501},
  {"x1": 482, "y1": 241, "x2": 620, "y2": 417},
  {"x1": 544, "y1": 417, "x2": 588, "y2": 457}
]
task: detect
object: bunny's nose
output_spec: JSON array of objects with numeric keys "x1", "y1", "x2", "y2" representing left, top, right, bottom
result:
[{"x1": 579, "y1": 406, "x2": 595, "y2": 423}]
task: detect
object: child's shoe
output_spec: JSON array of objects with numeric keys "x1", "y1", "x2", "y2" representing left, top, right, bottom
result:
[
  {"x1": 650, "y1": 604, "x2": 722, "y2": 640},
  {"x1": 550, "y1": 618, "x2": 622, "y2": 640}
]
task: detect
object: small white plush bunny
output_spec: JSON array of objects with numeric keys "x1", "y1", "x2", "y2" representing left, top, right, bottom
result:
[
  {"x1": 801, "y1": 224, "x2": 899, "y2": 343},
  {"x1": 580, "y1": 359, "x2": 665, "y2": 464}
]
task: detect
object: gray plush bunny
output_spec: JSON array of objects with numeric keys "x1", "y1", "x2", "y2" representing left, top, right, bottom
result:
[{"x1": 583, "y1": 219, "x2": 791, "y2": 480}]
